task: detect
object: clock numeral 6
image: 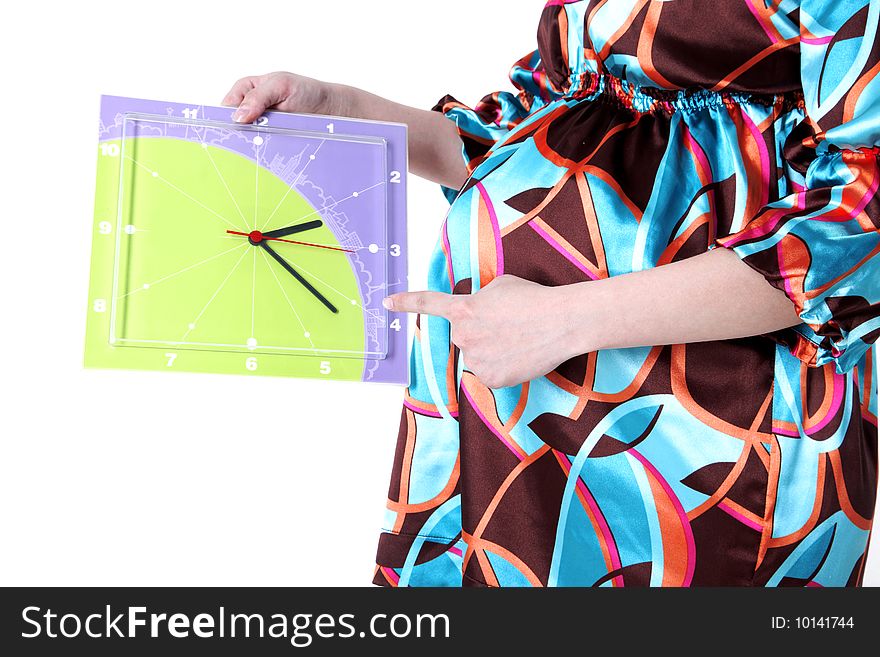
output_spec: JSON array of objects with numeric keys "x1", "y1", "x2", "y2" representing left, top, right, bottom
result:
[
  {"x1": 389, "y1": 244, "x2": 401, "y2": 257},
  {"x1": 319, "y1": 361, "x2": 331, "y2": 375},
  {"x1": 98, "y1": 221, "x2": 113, "y2": 235},
  {"x1": 389, "y1": 170, "x2": 401, "y2": 184},
  {"x1": 93, "y1": 299, "x2": 107, "y2": 313},
  {"x1": 99, "y1": 143, "x2": 119, "y2": 157},
  {"x1": 390, "y1": 318, "x2": 401, "y2": 332},
  {"x1": 246, "y1": 357, "x2": 258, "y2": 371},
  {"x1": 164, "y1": 353, "x2": 177, "y2": 367}
]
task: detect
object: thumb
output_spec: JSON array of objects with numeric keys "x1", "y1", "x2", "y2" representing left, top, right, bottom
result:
[{"x1": 232, "y1": 85, "x2": 282, "y2": 123}]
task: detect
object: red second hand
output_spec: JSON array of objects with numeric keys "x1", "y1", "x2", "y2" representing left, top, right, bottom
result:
[{"x1": 226, "y1": 230, "x2": 354, "y2": 253}]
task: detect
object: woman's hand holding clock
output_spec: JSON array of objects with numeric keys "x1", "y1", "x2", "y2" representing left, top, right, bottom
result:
[
  {"x1": 223, "y1": 72, "x2": 469, "y2": 189},
  {"x1": 223, "y1": 72, "x2": 333, "y2": 124}
]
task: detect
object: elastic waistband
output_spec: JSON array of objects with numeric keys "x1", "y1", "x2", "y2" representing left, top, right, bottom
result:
[{"x1": 545, "y1": 69, "x2": 806, "y2": 115}]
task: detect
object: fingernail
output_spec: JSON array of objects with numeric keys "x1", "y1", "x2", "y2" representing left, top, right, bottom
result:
[
  {"x1": 382, "y1": 297, "x2": 393, "y2": 310},
  {"x1": 232, "y1": 107, "x2": 249, "y2": 122}
]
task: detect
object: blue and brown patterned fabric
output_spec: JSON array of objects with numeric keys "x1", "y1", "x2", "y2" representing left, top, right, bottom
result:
[{"x1": 375, "y1": 0, "x2": 880, "y2": 587}]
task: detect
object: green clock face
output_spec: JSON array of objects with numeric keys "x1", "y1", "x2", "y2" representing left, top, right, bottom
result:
[
  {"x1": 112, "y1": 136, "x2": 366, "y2": 358},
  {"x1": 85, "y1": 97, "x2": 409, "y2": 383}
]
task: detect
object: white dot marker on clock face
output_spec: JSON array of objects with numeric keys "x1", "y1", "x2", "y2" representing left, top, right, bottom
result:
[
  {"x1": 151, "y1": 171, "x2": 159, "y2": 177},
  {"x1": 188, "y1": 323, "x2": 196, "y2": 330},
  {"x1": 368, "y1": 243, "x2": 379, "y2": 253},
  {"x1": 253, "y1": 135, "x2": 264, "y2": 146},
  {"x1": 303, "y1": 331, "x2": 310, "y2": 338},
  {"x1": 309, "y1": 154, "x2": 316, "y2": 160},
  {"x1": 350, "y1": 299, "x2": 357, "y2": 305},
  {"x1": 143, "y1": 283, "x2": 150, "y2": 289},
  {"x1": 247, "y1": 337, "x2": 258, "y2": 349},
  {"x1": 352, "y1": 191, "x2": 359, "y2": 197},
  {"x1": 201, "y1": 142, "x2": 208, "y2": 149}
]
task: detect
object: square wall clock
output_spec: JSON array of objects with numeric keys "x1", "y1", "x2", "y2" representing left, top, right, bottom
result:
[{"x1": 85, "y1": 95, "x2": 408, "y2": 384}]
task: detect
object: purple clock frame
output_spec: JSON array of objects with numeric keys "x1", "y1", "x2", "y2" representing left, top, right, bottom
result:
[{"x1": 98, "y1": 95, "x2": 409, "y2": 385}]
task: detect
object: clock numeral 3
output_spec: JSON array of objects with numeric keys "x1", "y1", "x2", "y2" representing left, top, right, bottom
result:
[{"x1": 389, "y1": 244, "x2": 401, "y2": 257}]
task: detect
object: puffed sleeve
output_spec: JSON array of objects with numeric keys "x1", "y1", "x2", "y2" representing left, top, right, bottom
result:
[
  {"x1": 432, "y1": 49, "x2": 549, "y2": 201},
  {"x1": 713, "y1": 0, "x2": 880, "y2": 374}
]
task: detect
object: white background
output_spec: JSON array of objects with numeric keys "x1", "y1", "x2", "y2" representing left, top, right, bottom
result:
[{"x1": 0, "y1": 0, "x2": 876, "y2": 586}]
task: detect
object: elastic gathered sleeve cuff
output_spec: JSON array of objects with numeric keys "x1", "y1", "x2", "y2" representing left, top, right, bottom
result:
[
  {"x1": 715, "y1": 149, "x2": 880, "y2": 373},
  {"x1": 712, "y1": 0, "x2": 880, "y2": 374},
  {"x1": 431, "y1": 49, "x2": 545, "y2": 202}
]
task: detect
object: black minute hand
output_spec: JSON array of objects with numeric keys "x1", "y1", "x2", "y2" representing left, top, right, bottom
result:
[
  {"x1": 263, "y1": 219, "x2": 323, "y2": 239},
  {"x1": 260, "y1": 242, "x2": 338, "y2": 313}
]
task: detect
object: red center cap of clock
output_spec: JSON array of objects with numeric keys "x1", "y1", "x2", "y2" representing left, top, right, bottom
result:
[{"x1": 248, "y1": 230, "x2": 264, "y2": 244}]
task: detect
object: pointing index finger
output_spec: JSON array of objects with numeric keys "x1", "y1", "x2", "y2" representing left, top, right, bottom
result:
[{"x1": 383, "y1": 291, "x2": 459, "y2": 319}]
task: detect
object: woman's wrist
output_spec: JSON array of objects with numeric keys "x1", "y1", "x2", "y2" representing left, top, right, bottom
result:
[
  {"x1": 556, "y1": 280, "x2": 611, "y2": 358},
  {"x1": 321, "y1": 82, "x2": 358, "y2": 117}
]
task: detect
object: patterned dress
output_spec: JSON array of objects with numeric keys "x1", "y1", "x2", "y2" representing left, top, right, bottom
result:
[{"x1": 374, "y1": 0, "x2": 880, "y2": 587}]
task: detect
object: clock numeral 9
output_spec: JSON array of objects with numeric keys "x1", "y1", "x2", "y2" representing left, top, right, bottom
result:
[
  {"x1": 164, "y1": 353, "x2": 177, "y2": 367},
  {"x1": 98, "y1": 221, "x2": 113, "y2": 235},
  {"x1": 246, "y1": 357, "x2": 258, "y2": 371},
  {"x1": 389, "y1": 170, "x2": 401, "y2": 184},
  {"x1": 390, "y1": 318, "x2": 401, "y2": 332},
  {"x1": 319, "y1": 361, "x2": 331, "y2": 375},
  {"x1": 389, "y1": 244, "x2": 401, "y2": 257},
  {"x1": 93, "y1": 299, "x2": 107, "y2": 313}
]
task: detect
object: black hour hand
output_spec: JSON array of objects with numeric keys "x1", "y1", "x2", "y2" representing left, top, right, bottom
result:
[
  {"x1": 263, "y1": 219, "x2": 323, "y2": 239},
  {"x1": 260, "y1": 242, "x2": 338, "y2": 313}
]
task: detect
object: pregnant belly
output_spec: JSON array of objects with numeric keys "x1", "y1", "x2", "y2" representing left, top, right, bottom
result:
[{"x1": 441, "y1": 96, "x2": 764, "y2": 291}]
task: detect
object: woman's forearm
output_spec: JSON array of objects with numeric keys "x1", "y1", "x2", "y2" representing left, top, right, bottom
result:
[
  {"x1": 327, "y1": 83, "x2": 469, "y2": 189},
  {"x1": 386, "y1": 245, "x2": 804, "y2": 388},
  {"x1": 563, "y1": 246, "x2": 803, "y2": 355}
]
